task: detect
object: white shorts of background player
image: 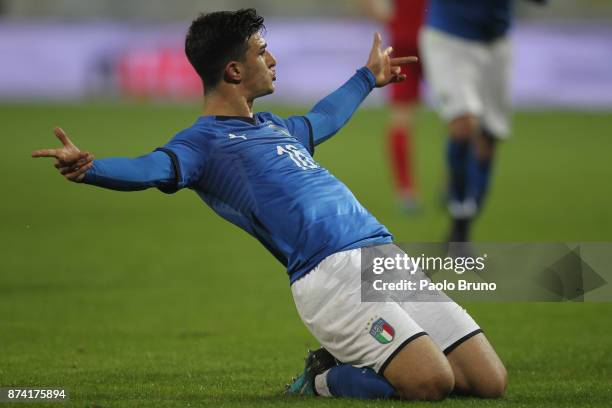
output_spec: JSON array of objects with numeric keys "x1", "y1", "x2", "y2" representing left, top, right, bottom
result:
[{"x1": 419, "y1": 27, "x2": 511, "y2": 139}]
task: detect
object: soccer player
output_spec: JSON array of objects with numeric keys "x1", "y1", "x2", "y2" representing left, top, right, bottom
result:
[
  {"x1": 32, "y1": 9, "x2": 506, "y2": 401},
  {"x1": 363, "y1": 0, "x2": 427, "y2": 211},
  {"x1": 420, "y1": 0, "x2": 545, "y2": 242}
]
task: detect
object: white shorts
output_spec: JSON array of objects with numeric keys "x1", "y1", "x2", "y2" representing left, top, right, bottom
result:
[
  {"x1": 291, "y1": 247, "x2": 481, "y2": 374},
  {"x1": 419, "y1": 27, "x2": 511, "y2": 138}
]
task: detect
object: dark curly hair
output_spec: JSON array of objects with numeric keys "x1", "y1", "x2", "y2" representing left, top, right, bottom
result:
[{"x1": 185, "y1": 9, "x2": 265, "y2": 93}]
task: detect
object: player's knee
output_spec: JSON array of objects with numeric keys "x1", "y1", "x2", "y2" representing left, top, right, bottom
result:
[
  {"x1": 474, "y1": 365, "x2": 507, "y2": 398},
  {"x1": 449, "y1": 115, "x2": 479, "y2": 141},
  {"x1": 395, "y1": 369, "x2": 455, "y2": 401}
]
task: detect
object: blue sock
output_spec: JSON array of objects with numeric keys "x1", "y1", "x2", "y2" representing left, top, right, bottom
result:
[
  {"x1": 467, "y1": 146, "x2": 494, "y2": 207},
  {"x1": 325, "y1": 364, "x2": 395, "y2": 399},
  {"x1": 447, "y1": 139, "x2": 470, "y2": 203}
]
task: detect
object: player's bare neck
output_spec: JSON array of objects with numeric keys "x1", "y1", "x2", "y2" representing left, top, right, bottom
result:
[{"x1": 202, "y1": 88, "x2": 254, "y2": 118}]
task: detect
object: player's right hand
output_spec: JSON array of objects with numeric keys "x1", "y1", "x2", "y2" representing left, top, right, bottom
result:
[
  {"x1": 31, "y1": 127, "x2": 94, "y2": 182},
  {"x1": 365, "y1": 32, "x2": 418, "y2": 88}
]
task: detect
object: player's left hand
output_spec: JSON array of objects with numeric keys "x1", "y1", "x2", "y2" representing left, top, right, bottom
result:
[{"x1": 365, "y1": 32, "x2": 418, "y2": 88}]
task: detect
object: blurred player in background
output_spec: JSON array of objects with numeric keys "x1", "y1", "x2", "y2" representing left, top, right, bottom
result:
[
  {"x1": 363, "y1": 0, "x2": 427, "y2": 211},
  {"x1": 420, "y1": 0, "x2": 545, "y2": 242}
]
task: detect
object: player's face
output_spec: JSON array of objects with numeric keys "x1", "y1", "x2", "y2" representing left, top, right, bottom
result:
[{"x1": 241, "y1": 33, "x2": 276, "y2": 99}]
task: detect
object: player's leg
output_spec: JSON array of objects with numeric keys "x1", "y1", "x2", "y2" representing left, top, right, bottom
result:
[
  {"x1": 467, "y1": 129, "x2": 497, "y2": 209},
  {"x1": 386, "y1": 43, "x2": 421, "y2": 210},
  {"x1": 467, "y1": 35, "x2": 512, "y2": 213},
  {"x1": 288, "y1": 248, "x2": 455, "y2": 400},
  {"x1": 419, "y1": 28, "x2": 484, "y2": 241},
  {"x1": 388, "y1": 102, "x2": 418, "y2": 210},
  {"x1": 446, "y1": 332, "x2": 507, "y2": 398},
  {"x1": 302, "y1": 335, "x2": 454, "y2": 400},
  {"x1": 316, "y1": 360, "x2": 396, "y2": 399},
  {"x1": 380, "y1": 333, "x2": 455, "y2": 400},
  {"x1": 309, "y1": 331, "x2": 455, "y2": 401},
  {"x1": 447, "y1": 114, "x2": 480, "y2": 241},
  {"x1": 401, "y1": 300, "x2": 507, "y2": 398}
]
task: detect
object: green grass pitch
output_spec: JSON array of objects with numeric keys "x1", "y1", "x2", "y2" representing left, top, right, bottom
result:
[{"x1": 1, "y1": 103, "x2": 611, "y2": 407}]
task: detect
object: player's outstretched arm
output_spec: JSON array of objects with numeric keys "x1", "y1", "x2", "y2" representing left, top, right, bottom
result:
[
  {"x1": 304, "y1": 33, "x2": 416, "y2": 146},
  {"x1": 32, "y1": 127, "x2": 178, "y2": 192}
]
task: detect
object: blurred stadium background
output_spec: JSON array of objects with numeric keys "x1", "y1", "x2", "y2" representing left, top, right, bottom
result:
[
  {"x1": 1, "y1": 1, "x2": 611, "y2": 407},
  {"x1": 1, "y1": 0, "x2": 612, "y2": 105}
]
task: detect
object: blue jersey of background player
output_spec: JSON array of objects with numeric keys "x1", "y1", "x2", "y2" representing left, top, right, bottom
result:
[
  {"x1": 31, "y1": 11, "x2": 413, "y2": 284},
  {"x1": 427, "y1": 0, "x2": 546, "y2": 42},
  {"x1": 427, "y1": 0, "x2": 514, "y2": 42}
]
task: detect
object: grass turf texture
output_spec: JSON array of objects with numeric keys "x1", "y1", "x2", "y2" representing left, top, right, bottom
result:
[{"x1": 1, "y1": 103, "x2": 611, "y2": 407}]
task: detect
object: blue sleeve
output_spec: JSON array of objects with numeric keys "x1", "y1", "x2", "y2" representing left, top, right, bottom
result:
[
  {"x1": 82, "y1": 150, "x2": 178, "y2": 193},
  {"x1": 304, "y1": 67, "x2": 376, "y2": 146},
  {"x1": 156, "y1": 130, "x2": 209, "y2": 189},
  {"x1": 282, "y1": 116, "x2": 314, "y2": 155}
]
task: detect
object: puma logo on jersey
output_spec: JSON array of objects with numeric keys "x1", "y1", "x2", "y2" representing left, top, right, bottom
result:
[
  {"x1": 229, "y1": 133, "x2": 248, "y2": 140},
  {"x1": 268, "y1": 124, "x2": 291, "y2": 137}
]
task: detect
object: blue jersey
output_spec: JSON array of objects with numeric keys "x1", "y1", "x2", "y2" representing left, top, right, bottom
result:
[
  {"x1": 158, "y1": 113, "x2": 392, "y2": 283},
  {"x1": 426, "y1": 0, "x2": 514, "y2": 42},
  {"x1": 83, "y1": 67, "x2": 393, "y2": 283}
]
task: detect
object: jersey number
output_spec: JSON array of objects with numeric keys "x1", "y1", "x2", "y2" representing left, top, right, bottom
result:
[{"x1": 277, "y1": 144, "x2": 319, "y2": 170}]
